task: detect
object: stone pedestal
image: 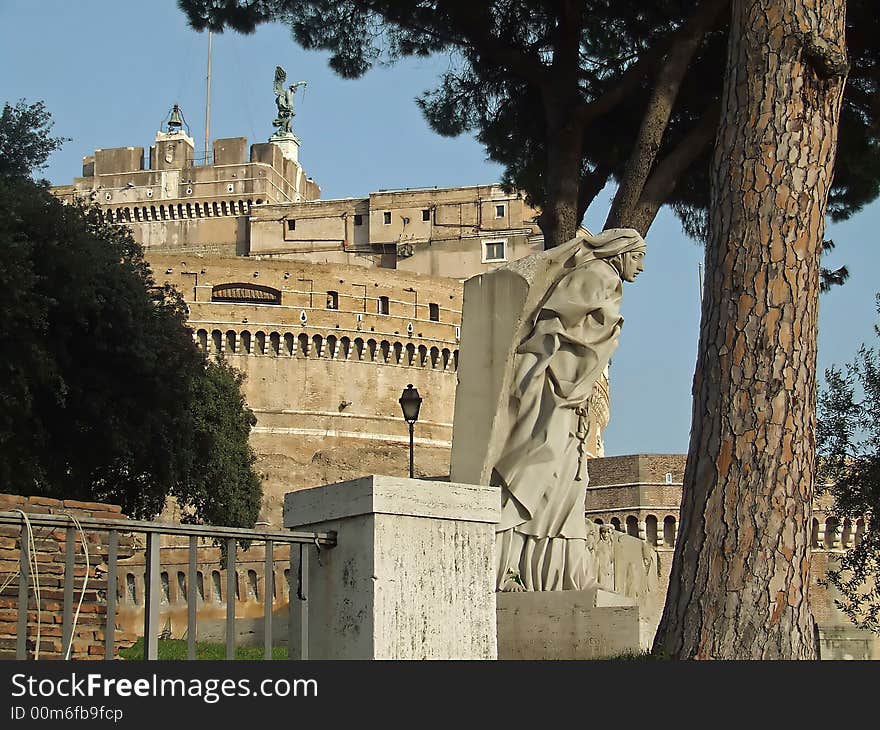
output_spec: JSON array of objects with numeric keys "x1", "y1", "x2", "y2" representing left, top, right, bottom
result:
[
  {"x1": 497, "y1": 589, "x2": 642, "y2": 660},
  {"x1": 283, "y1": 475, "x2": 499, "y2": 659},
  {"x1": 270, "y1": 134, "x2": 300, "y2": 162}
]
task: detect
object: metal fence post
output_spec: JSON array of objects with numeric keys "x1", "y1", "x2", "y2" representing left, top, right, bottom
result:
[
  {"x1": 16, "y1": 525, "x2": 29, "y2": 660},
  {"x1": 144, "y1": 532, "x2": 161, "y2": 660},
  {"x1": 61, "y1": 526, "x2": 76, "y2": 658},
  {"x1": 226, "y1": 538, "x2": 236, "y2": 660},
  {"x1": 105, "y1": 530, "x2": 118, "y2": 659}
]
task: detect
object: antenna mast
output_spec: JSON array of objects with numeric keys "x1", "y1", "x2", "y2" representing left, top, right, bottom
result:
[{"x1": 204, "y1": 31, "x2": 212, "y2": 163}]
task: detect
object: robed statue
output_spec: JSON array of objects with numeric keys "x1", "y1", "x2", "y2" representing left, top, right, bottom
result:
[
  {"x1": 448, "y1": 229, "x2": 647, "y2": 592},
  {"x1": 272, "y1": 65, "x2": 307, "y2": 137}
]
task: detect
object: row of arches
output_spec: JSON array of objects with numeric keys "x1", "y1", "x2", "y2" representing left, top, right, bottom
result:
[
  {"x1": 811, "y1": 516, "x2": 866, "y2": 550},
  {"x1": 590, "y1": 513, "x2": 867, "y2": 551},
  {"x1": 593, "y1": 514, "x2": 678, "y2": 547},
  {"x1": 123, "y1": 566, "x2": 292, "y2": 606},
  {"x1": 102, "y1": 198, "x2": 254, "y2": 224},
  {"x1": 195, "y1": 328, "x2": 460, "y2": 371}
]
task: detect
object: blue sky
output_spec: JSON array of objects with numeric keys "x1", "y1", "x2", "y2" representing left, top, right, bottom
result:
[{"x1": 1, "y1": 0, "x2": 876, "y2": 456}]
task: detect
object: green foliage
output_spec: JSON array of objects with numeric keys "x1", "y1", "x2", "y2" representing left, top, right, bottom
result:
[
  {"x1": 180, "y1": 1, "x2": 880, "y2": 245},
  {"x1": 177, "y1": 358, "x2": 262, "y2": 529},
  {"x1": 817, "y1": 294, "x2": 880, "y2": 632},
  {"x1": 0, "y1": 100, "x2": 68, "y2": 180},
  {"x1": 0, "y1": 101, "x2": 262, "y2": 526}
]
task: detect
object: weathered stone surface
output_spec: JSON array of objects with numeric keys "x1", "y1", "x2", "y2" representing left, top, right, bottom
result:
[{"x1": 284, "y1": 475, "x2": 499, "y2": 659}]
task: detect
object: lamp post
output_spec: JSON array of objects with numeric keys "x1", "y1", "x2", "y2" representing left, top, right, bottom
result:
[{"x1": 398, "y1": 384, "x2": 422, "y2": 479}]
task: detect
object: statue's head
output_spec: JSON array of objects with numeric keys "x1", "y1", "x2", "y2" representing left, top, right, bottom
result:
[
  {"x1": 615, "y1": 248, "x2": 646, "y2": 282},
  {"x1": 576, "y1": 228, "x2": 647, "y2": 283}
]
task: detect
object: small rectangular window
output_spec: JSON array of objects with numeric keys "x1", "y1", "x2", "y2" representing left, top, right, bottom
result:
[
  {"x1": 422, "y1": 209, "x2": 430, "y2": 222},
  {"x1": 378, "y1": 296, "x2": 390, "y2": 315},
  {"x1": 383, "y1": 211, "x2": 392, "y2": 225},
  {"x1": 482, "y1": 239, "x2": 507, "y2": 263},
  {"x1": 429, "y1": 303, "x2": 440, "y2": 322},
  {"x1": 326, "y1": 291, "x2": 338, "y2": 310},
  {"x1": 495, "y1": 204, "x2": 505, "y2": 219},
  {"x1": 286, "y1": 219, "x2": 296, "y2": 231},
  {"x1": 353, "y1": 214, "x2": 363, "y2": 226}
]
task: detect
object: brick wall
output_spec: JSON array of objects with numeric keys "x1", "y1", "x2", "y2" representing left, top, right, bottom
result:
[{"x1": 0, "y1": 493, "x2": 128, "y2": 660}]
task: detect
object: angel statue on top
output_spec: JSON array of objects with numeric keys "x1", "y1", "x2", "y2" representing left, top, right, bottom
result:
[{"x1": 272, "y1": 65, "x2": 307, "y2": 137}]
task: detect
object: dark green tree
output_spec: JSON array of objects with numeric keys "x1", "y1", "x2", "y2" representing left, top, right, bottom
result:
[
  {"x1": 0, "y1": 101, "x2": 262, "y2": 524},
  {"x1": 817, "y1": 295, "x2": 880, "y2": 632},
  {"x1": 0, "y1": 100, "x2": 67, "y2": 180},
  {"x1": 179, "y1": 0, "x2": 880, "y2": 257},
  {"x1": 178, "y1": 359, "x2": 262, "y2": 528}
]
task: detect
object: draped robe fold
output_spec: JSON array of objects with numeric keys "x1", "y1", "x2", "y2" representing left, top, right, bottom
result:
[{"x1": 494, "y1": 257, "x2": 625, "y2": 591}]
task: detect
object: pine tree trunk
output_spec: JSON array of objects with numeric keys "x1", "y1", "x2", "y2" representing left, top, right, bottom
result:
[
  {"x1": 540, "y1": 109, "x2": 583, "y2": 248},
  {"x1": 653, "y1": 0, "x2": 847, "y2": 659}
]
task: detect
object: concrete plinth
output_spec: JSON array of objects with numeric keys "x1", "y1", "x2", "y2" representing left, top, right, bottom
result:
[
  {"x1": 497, "y1": 589, "x2": 642, "y2": 660},
  {"x1": 269, "y1": 134, "x2": 300, "y2": 162},
  {"x1": 283, "y1": 475, "x2": 500, "y2": 659}
]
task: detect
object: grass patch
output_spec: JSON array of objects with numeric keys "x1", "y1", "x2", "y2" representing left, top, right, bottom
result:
[{"x1": 118, "y1": 638, "x2": 289, "y2": 660}]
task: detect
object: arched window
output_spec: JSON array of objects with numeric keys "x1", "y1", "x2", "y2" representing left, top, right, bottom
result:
[
  {"x1": 380, "y1": 340, "x2": 391, "y2": 363},
  {"x1": 284, "y1": 332, "x2": 295, "y2": 356},
  {"x1": 247, "y1": 570, "x2": 259, "y2": 601},
  {"x1": 297, "y1": 333, "x2": 309, "y2": 358},
  {"x1": 255, "y1": 331, "x2": 266, "y2": 355},
  {"x1": 418, "y1": 345, "x2": 428, "y2": 367},
  {"x1": 824, "y1": 516, "x2": 839, "y2": 549},
  {"x1": 225, "y1": 330, "x2": 237, "y2": 354},
  {"x1": 211, "y1": 283, "x2": 281, "y2": 305},
  {"x1": 442, "y1": 348, "x2": 451, "y2": 370},
  {"x1": 270, "y1": 331, "x2": 281, "y2": 356},
  {"x1": 367, "y1": 339, "x2": 377, "y2": 361},
  {"x1": 177, "y1": 571, "x2": 187, "y2": 602},
  {"x1": 340, "y1": 337, "x2": 351, "y2": 360},
  {"x1": 196, "y1": 571, "x2": 205, "y2": 602},
  {"x1": 841, "y1": 518, "x2": 853, "y2": 548},
  {"x1": 160, "y1": 571, "x2": 170, "y2": 605},
  {"x1": 196, "y1": 329, "x2": 208, "y2": 350},
  {"x1": 405, "y1": 343, "x2": 416, "y2": 366},
  {"x1": 663, "y1": 516, "x2": 676, "y2": 546},
  {"x1": 240, "y1": 330, "x2": 252, "y2": 355},
  {"x1": 430, "y1": 347, "x2": 439, "y2": 368},
  {"x1": 212, "y1": 570, "x2": 222, "y2": 603},
  {"x1": 626, "y1": 515, "x2": 639, "y2": 538},
  {"x1": 126, "y1": 573, "x2": 137, "y2": 603},
  {"x1": 645, "y1": 515, "x2": 658, "y2": 545},
  {"x1": 211, "y1": 329, "x2": 222, "y2": 354},
  {"x1": 312, "y1": 334, "x2": 323, "y2": 358},
  {"x1": 610, "y1": 517, "x2": 622, "y2": 532},
  {"x1": 326, "y1": 335, "x2": 338, "y2": 359},
  {"x1": 593, "y1": 518, "x2": 604, "y2": 525}
]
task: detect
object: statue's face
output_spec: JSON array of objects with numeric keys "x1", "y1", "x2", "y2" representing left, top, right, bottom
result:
[{"x1": 619, "y1": 249, "x2": 646, "y2": 282}]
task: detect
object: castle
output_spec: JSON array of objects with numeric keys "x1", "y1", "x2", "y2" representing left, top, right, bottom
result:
[{"x1": 49, "y1": 115, "x2": 876, "y2": 659}]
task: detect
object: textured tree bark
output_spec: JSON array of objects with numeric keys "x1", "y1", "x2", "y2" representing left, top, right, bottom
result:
[
  {"x1": 653, "y1": 0, "x2": 847, "y2": 659},
  {"x1": 540, "y1": 106, "x2": 585, "y2": 248}
]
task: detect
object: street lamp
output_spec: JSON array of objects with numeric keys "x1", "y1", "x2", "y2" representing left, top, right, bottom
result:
[{"x1": 398, "y1": 384, "x2": 422, "y2": 479}]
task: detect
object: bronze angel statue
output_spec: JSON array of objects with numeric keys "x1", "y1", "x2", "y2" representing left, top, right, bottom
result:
[{"x1": 272, "y1": 65, "x2": 307, "y2": 136}]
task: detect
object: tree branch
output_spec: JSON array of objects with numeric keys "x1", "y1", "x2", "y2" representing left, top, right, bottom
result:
[{"x1": 604, "y1": 0, "x2": 729, "y2": 231}]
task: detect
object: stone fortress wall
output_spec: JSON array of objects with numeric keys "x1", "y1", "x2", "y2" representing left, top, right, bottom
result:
[
  {"x1": 151, "y1": 253, "x2": 464, "y2": 523},
  {"x1": 586, "y1": 453, "x2": 879, "y2": 659},
  {"x1": 52, "y1": 129, "x2": 611, "y2": 525}
]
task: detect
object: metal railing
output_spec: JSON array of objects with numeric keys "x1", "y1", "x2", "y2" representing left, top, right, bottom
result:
[{"x1": 0, "y1": 511, "x2": 336, "y2": 660}]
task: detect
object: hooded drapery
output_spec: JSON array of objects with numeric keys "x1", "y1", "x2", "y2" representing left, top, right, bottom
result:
[{"x1": 493, "y1": 230, "x2": 646, "y2": 591}]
